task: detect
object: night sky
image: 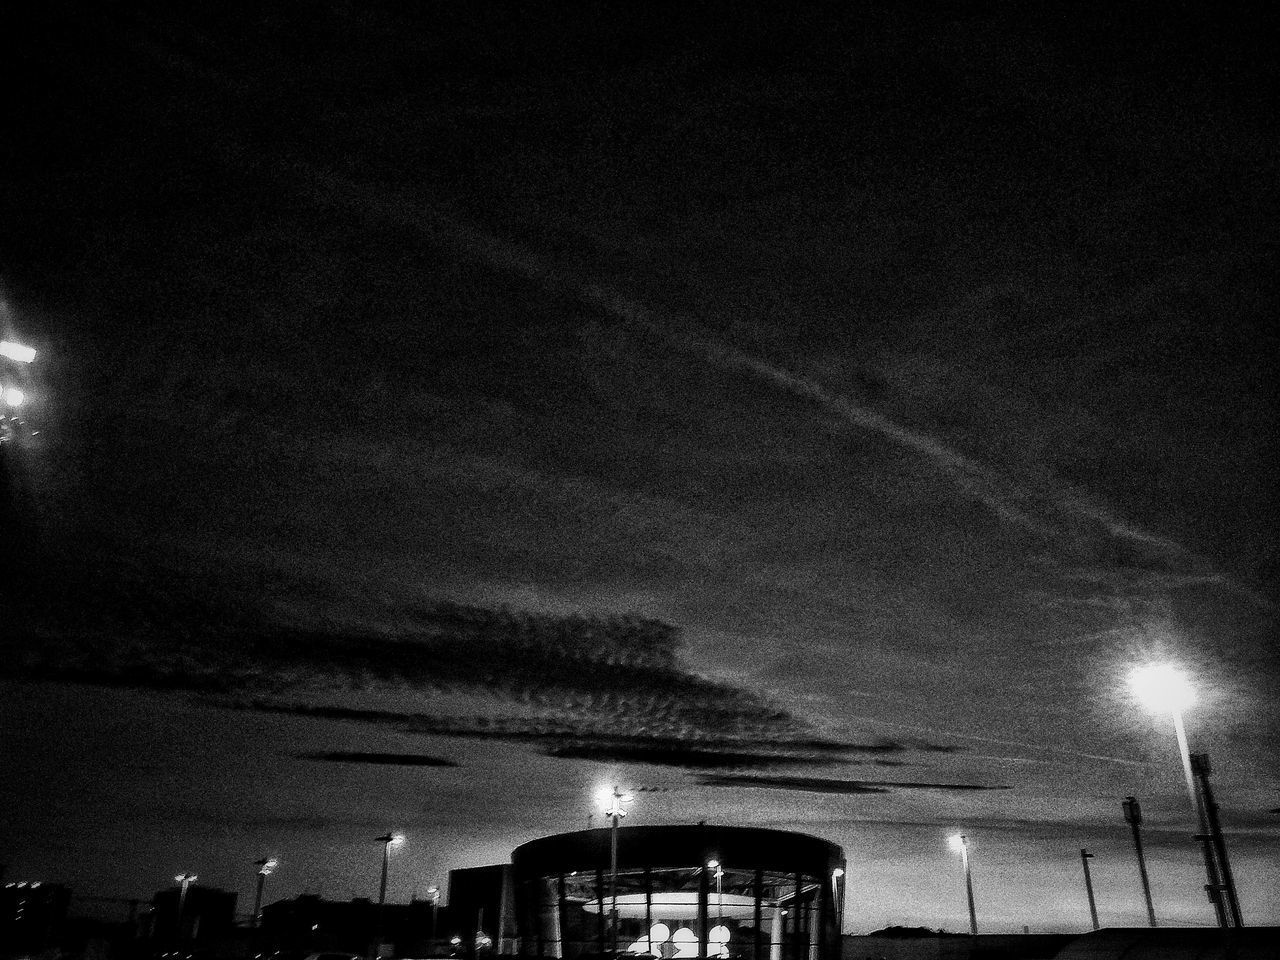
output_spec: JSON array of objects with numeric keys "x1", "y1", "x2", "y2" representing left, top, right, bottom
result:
[{"x1": 3, "y1": 0, "x2": 1277, "y2": 936}]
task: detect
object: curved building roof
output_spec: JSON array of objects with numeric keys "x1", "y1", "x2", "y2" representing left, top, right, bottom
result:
[{"x1": 512, "y1": 824, "x2": 844, "y2": 878}]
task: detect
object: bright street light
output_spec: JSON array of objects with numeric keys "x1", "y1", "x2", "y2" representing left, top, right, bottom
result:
[
  {"x1": 1129, "y1": 664, "x2": 1195, "y2": 714},
  {"x1": 174, "y1": 874, "x2": 198, "y2": 944},
  {"x1": 947, "y1": 835, "x2": 977, "y2": 935},
  {"x1": 374, "y1": 834, "x2": 405, "y2": 957},
  {"x1": 2, "y1": 387, "x2": 23, "y2": 408},
  {"x1": 251, "y1": 858, "x2": 278, "y2": 929},
  {"x1": 1128, "y1": 663, "x2": 1240, "y2": 927},
  {"x1": 597, "y1": 786, "x2": 634, "y2": 957},
  {"x1": 0, "y1": 342, "x2": 36, "y2": 363},
  {"x1": 708, "y1": 858, "x2": 725, "y2": 954}
]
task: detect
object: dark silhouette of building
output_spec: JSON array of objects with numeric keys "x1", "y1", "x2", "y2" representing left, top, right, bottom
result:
[
  {"x1": 150, "y1": 884, "x2": 237, "y2": 944},
  {"x1": 449, "y1": 865, "x2": 514, "y2": 956},
  {"x1": 1, "y1": 880, "x2": 71, "y2": 953},
  {"x1": 261, "y1": 894, "x2": 447, "y2": 957}
]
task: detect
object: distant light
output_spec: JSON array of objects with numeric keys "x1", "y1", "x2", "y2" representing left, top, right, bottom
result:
[
  {"x1": 0, "y1": 342, "x2": 36, "y2": 363},
  {"x1": 259, "y1": 858, "x2": 278, "y2": 875},
  {"x1": 2, "y1": 387, "x2": 23, "y2": 407},
  {"x1": 597, "y1": 785, "x2": 634, "y2": 817},
  {"x1": 832, "y1": 868, "x2": 844, "y2": 879},
  {"x1": 390, "y1": 833, "x2": 406, "y2": 846},
  {"x1": 175, "y1": 874, "x2": 197, "y2": 883},
  {"x1": 1129, "y1": 664, "x2": 1195, "y2": 714},
  {"x1": 948, "y1": 834, "x2": 968, "y2": 853}
]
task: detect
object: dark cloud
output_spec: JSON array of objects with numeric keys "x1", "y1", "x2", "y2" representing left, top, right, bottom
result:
[
  {"x1": 698, "y1": 775, "x2": 1009, "y2": 795},
  {"x1": 298, "y1": 751, "x2": 458, "y2": 768},
  {"x1": 3, "y1": 560, "x2": 813, "y2": 742},
  {"x1": 239, "y1": 700, "x2": 959, "y2": 769}
]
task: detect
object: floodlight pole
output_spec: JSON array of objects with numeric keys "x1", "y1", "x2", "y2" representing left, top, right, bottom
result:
[
  {"x1": 1191, "y1": 754, "x2": 1243, "y2": 927},
  {"x1": 1170, "y1": 713, "x2": 1228, "y2": 928},
  {"x1": 175, "y1": 874, "x2": 197, "y2": 944},
  {"x1": 252, "y1": 858, "x2": 277, "y2": 929},
  {"x1": 1122, "y1": 797, "x2": 1157, "y2": 927},
  {"x1": 597, "y1": 786, "x2": 633, "y2": 957},
  {"x1": 1079, "y1": 850, "x2": 1099, "y2": 931},
  {"x1": 609, "y1": 803, "x2": 620, "y2": 956}
]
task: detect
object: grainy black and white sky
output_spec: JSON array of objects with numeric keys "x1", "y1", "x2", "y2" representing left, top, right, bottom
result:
[{"x1": 2, "y1": 0, "x2": 1277, "y2": 934}]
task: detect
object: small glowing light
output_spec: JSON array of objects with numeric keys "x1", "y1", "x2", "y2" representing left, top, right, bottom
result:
[
  {"x1": 259, "y1": 858, "x2": 278, "y2": 875},
  {"x1": 450, "y1": 937, "x2": 462, "y2": 946},
  {"x1": 948, "y1": 834, "x2": 968, "y2": 853},
  {"x1": 1129, "y1": 664, "x2": 1195, "y2": 714},
  {"x1": 648, "y1": 923, "x2": 671, "y2": 945},
  {"x1": 597, "y1": 785, "x2": 635, "y2": 818},
  {"x1": 0, "y1": 342, "x2": 36, "y2": 363},
  {"x1": 832, "y1": 868, "x2": 844, "y2": 879},
  {"x1": 390, "y1": 833, "x2": 406, "y2": 846},
  {"x1": 671, "y1": 928, "x2": 698, "y2": 958},
  {"x1": 707, "y1": 859, "x2": 719, "y2": 869},
  {"x1": 3, "y1": 387, "x2": 23, "y2": 407}
]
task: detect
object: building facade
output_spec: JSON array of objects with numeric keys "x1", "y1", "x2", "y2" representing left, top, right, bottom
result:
[{"x1": 511, "y1": 825, "x2": 845, "y2": 960}]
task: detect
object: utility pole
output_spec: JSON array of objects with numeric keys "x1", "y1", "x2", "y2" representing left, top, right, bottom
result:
[
  {"x1": 1191, "y1": 754, "x2": 1244, "y2": 926},
  {"x1": 1122, "y1": 797, "x2": 1157, "y2": 927},
  {"x1": 1079, "y1": 850, "x2": 1099, "y2": 931}
]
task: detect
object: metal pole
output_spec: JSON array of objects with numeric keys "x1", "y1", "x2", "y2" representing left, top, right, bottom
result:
[
  {"x1": 1171, "y1": 713, "x2": 1228, "y2": 927},
  {"x1": 1079, "y1": 850, "x2": 1099, "y2": 930},
  {"x1": 378, "y1": 840, "x2": 390, "y2": 956},
  {"x1": 961, "y1": 841, "x2": 977, "y2": 936},
  {"x1": 176, "y1": 877, "x2": 193, "y2": 944},
  {"x1": 1191, "y1": 754, "x2": 1244, "y2": 926},
  {"x1": 609, "y1": 811, "x2": 619, "y2": 957},
  {"x1": 1122, "y1": 797, "x2": 1157, "y2": 927},
  {"x1": 253, "y1": 871, "x2": 266, "y2": 929}
]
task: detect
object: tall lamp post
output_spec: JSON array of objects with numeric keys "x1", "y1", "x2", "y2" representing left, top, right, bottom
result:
[
  {"x1": 831, "y1": 868, "x2": 845, "y2": 935},
  {"x1": 252, "y1": 858, "x2": 278, "y2": 929},
  {"x1": 174, "y1": 873, "x2": 197, "y2": 944},
  {"x1": 596, "y1": 785, "x2": 634, "y2": 957},
  {"x1": 427, "y1": 885, "x2": 440, "y2": 945},
  {"x1": 947, "y1": 835, "x2": 977, "y2": 935},
  {"x1": 373, "y1": 833, "x2": 405, "y2": 958},
  {"x1": 1122, "y1": 797, "x2": 1157, "y2": 927},
  {"x1": 1127, "y1": 664, "x2": 1230, "y2": 927},
  {"x1": 1079, "y1": 850, "x2": 1099, "y2": 931}
]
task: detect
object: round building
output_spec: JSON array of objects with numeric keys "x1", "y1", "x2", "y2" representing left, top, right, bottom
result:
[{"x1": 511, "y1": 825, "x2": 845, "y2": 960}]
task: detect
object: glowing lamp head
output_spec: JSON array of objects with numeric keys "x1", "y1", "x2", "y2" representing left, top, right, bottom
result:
[
  {"x1": 390, "y1": 833, "x2": 405, "y2": 846},
  {"x1": 175, "y1": 874, "x2": 197, "y2": 883},
  {"x1": 258, "y1": 858, "x2": 278, "y2": 875},
  {"x1": 2, "y1": 387, "x2": 23, "y2": 407},
  {"x1": 0, "y1": 342, "x2": 36, "y2": 363},
  {"x1": 1129, "y1": 664, "x2": 1195, "y2": 714},
  {"x1": 597, "y1": 785, "x2": 634, "y2": 817},
  {"x1": 948, "y1": 834, "x2": 967, "y2": 853}
]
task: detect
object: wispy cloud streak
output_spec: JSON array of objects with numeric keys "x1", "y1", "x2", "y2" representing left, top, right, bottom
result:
[{"x1": 295, "y1": 165, "x2": 1257, "y2": 607}]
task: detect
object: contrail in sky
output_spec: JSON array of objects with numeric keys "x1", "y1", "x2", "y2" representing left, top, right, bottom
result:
[{"x1": 298, "y1": 164, "x2": 1257, "y2": 606}]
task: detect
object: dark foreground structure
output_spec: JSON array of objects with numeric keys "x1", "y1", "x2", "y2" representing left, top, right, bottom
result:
[
  {"x1": 843, "y1": 927, "x2": 1280, "y2": 960},
  {"x1": 512, "y1": 825, "x2": 846, "y2": 960}
]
